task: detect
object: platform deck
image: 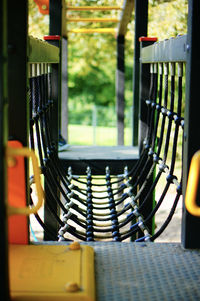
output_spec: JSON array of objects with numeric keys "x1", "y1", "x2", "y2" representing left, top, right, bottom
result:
[
  {"x1": 59, "y1": 145, "x2": 139, "y2": 175},
  {"x1": 38, "y1": 241, "x2": 200, "y2": 301}
]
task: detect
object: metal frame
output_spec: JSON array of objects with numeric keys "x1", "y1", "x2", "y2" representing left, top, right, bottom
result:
[
  {"x1": 66, "y1": 6, "x2": 122, "y2": 11},
  {"x1": 8, "y1": 0, "x2": 29, "y2": 147},
  {"x1": 141, "y1": 35, "x2": 187, "y2": 63},
  {"x1": 4, "y1": 0, "x2": 200, "y2": 250},
  {"x1": 137, "y1": 35, "x2": 187, "y2": 237},
  {"x1": 67, "y1": 18, "x2": 119, "y2": 23},
  {"x1": 49, "y1": 0, "x2": 68, "y2": 143},
  {"x1": 138, "y1": 0, "x2": 200, "y2": 248},
  {"x1": 116, "y1": 0, "x2": 134, "y2": 145},
  {"x1": 138, "y1": 40, "x2": 154, "y2": 236},
  {"x1": 116, "y1": 35, "x2": 125, "y2": 145},
  {"x1": 132, "y1": 0, "x2": 148, "y2": 146},
  {"x1": 42, "y1": 0, "x2": 66, "y2": 240},
  {"x1": 182, "y1": 0, "x2": 200, "y2": 249},
  {"x1": 0, "y1": 0, "x2": 10, "y2": 299},
  {"x1": 7, "y1": 0, "x2": 29, "y2": 247},
  {"x1": 117, "y1": 0, "x2": 134, "y2": 36},
  {"x1": 66, "y1": 0, "x2": 133, "y2": 36}
]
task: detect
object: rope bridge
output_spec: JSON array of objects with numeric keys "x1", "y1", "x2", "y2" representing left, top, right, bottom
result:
[{"x1": 29, "y1": 39, "x2": 184, "y2": 243}]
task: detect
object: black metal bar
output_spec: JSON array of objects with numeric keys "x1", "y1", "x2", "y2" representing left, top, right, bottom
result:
[
  {"x1": 8, "y1": 0, "x2": 28, "y2": 146},
  {"x1": 7, "y1": 0, "x2": 29, "y2": 240},
  {"x1": 137, "y1": 40, "x2": 158, "y2": 237},
  {"x1": 49, "y1": 0, "x2": 68, "y2": 142},
  {"x1": 49, "y1": 0, "x2": 66, "y2": 37},
  {"x1": 132, "y1": 0, "x2": 148, "y2": 146},
  {"x1": 116, "y1": 34, "x2": 125, "y2": 145},
  {"x1": 141, "y1": 35, "x2": 187, "y2": 63},
  {"x1": 0, "y1": 0, "x2": 10, "y2": 299},
  {"x1": 182, "y1": 0, "x2": 200, "y2": 249},
  {"x1": 43, "y1": 0, "x2": 66, "y2": 240},
  {"x1": 139, "y1": 42, "x2": 157, "y2": 154}
]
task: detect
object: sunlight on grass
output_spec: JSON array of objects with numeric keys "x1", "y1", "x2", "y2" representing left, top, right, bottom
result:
[{"x1": 68, "y1": 124, "x2": 132, "y2": 146}]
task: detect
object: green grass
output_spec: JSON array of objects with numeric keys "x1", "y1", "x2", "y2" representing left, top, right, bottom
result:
[{"x1": 68, "y1": 124, "x2": 132, "y2": 146}]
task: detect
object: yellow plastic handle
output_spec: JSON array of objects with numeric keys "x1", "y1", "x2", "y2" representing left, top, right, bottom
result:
[
  {"x1": 185, "y1": 150, "x2": 200, "y2": 217},
  {"x1": 6, "y1": 147, "x2": 44, "y2": 216}
]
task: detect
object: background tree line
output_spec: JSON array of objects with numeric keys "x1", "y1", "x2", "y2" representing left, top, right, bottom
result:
[{"x1": 29, "y1": 0, "x2": 188, "y2": 126}]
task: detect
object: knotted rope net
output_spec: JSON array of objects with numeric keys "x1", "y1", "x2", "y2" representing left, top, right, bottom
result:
[{"x1": 29, "y1": 61, "x2": 184, "y2": 242}]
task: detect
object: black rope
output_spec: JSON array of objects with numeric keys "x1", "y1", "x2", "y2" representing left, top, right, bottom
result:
[{"x1": 28, "y1": 61, "x2": 184, "y2": 243}]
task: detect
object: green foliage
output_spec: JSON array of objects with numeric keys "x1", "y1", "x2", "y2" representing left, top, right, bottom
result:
[
  {"x1": 68, "y1": 34, "x2": 116, "y2": 106},
  {"x1": 28, "y1": 0, "x2": 49, "y2": 38},
  {"x1": 28, "y1": 0, "x2": 188, "y2": 112},
  {"x1": 148, "y1": 0, "x2": 188, "y2": 39}
]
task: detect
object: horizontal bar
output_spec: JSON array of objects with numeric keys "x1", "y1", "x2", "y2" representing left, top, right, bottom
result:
[
  {"x1": 68, "y1": 28, "x2": 116, "y2": 34},
  {"x1": 28, "y1": 36, "x2": 59, "y2": 63},
  {"x1": 66, "y1": 6, "x2": 122, "y2": 11},
  {"x1": 67, "y1": 18, "x2": 119, "y2": 23},
  {"x1": 141, "y1": 35, "x2": 187, "y2": 63}
]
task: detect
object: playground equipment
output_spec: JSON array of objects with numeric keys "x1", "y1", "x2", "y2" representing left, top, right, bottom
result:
[{"x1": 1, "y1": 0, "x2": 200, "y2": 300}]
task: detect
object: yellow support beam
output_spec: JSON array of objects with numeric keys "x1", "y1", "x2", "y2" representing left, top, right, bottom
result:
[
  {"x1": 67, "y1": 18, "x2": 119, "y2": 23},
  {"x1": 66, "y1": 6, "x2": 122, "y2": 11},
  {"x1": 118, "y1": 0, "x2": 134, "y2": 36},
  {"x1": 68, "y1": 28, "x2": 116, "y2": 34}
]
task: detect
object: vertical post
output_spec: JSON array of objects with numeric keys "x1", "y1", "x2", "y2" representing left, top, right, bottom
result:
[
  {"x1": 44, "y1": 36, "x2": 60, "y2": 149},
  {"x1": 7, "y1": 0, "x2": 29, "y2": 234},
  {"x1": 43, "y1": 0, "x2": 67, "y2": 240},
  {"x1": 182, "y1": 0, "x2": 200, "y2": 249},
  {"x1": 132, "y1": 0, "x2": 148, "y2": 146},
  {"x1": 138, "y1": 45, "x2": 150, "y2": 154},
  {"x1": 0, "y1": 0, "x2": 10, "y2": 299},
  {"x1": 116, "y1": 35, "x2": 125, "y2": 146},
  {"x1": 50, "y1": 0, "x2": 68, "y2": 143},
  {"x1": 61, "y1": 36, "x2": 68, "y2": 142},
  {"x1": 7, "y1": 0, "x2": 29, "y2": 146},
  {"x1": 137, "y1": 41, "x2": 153, "y2": 237},
  {"x1": 138, "y1": 39, "x2": 157, "y2": 153},
  {"x1": 43, "y1": 0, "x2": 62, "y2": 240}
]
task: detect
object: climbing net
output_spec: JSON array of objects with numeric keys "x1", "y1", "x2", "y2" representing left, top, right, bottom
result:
[{"x1": 29, "y1": 60, "x2": 184, "y2": 242}]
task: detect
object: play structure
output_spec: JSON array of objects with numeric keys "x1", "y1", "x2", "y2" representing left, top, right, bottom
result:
[{"x1": 1, "y1": 0, "x2": 200, "y2": 300}]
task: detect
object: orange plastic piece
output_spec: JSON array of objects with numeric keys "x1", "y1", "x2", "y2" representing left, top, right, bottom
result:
[
  {"x1": 7, "y1": 141, "x2": 28, "y2": 244},
  {"x1": 33, "y1": 0, "x2": 49, "y2": 15}
]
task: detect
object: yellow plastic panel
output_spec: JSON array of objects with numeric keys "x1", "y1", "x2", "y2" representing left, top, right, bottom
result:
[{"x1": 9, "y1": 243, "x2": 95, "y2": 301}]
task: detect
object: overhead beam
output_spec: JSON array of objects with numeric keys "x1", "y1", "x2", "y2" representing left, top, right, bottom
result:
[
  {"x1": 67, "y1": 18, "x2": 119, "y2": 23},
  {"x1": 118, "y1": 0, "x2": 134, "y2": 36},
  {"x1": 66, "y1": 6, "x2": 122, "y2": 11},
  {"x1": 68, "y1": 28, "x2": 116, "y2": 34}
]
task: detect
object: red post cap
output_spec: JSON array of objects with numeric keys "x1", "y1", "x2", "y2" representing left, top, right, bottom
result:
[
  {"x1": 139, "y1": 36, "x2": 158, "y2": 42},
  {"x1": 44, "y1": 35, "x2": 61, "y2": 41}
]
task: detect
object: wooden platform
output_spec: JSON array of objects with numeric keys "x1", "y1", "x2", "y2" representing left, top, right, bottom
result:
[{"x1": 59, "y1": 145, "x2": 139, "y2": 175}]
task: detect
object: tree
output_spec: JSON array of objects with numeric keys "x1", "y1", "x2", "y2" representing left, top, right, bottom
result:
[{"x1": 28, "y1": 0, "x2": 188, "y2": 111}]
